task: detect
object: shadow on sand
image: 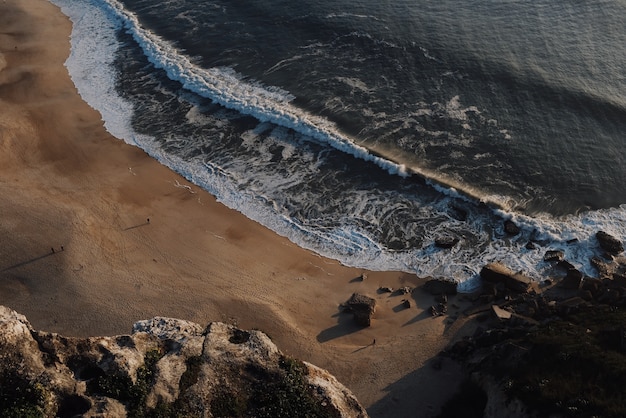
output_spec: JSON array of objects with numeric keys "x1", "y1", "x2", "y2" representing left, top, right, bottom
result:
[
  {"x1": 1, "y1": 251, "x2": 59, "y2": 273},
  {"x1": 368, "y1": 356, "x2": 466, "y2": 418},
  {"x1": 123, "y1": 221, "x2": 150, "y2": 231},
  {"x1": 316, "y1": 310, "x2": 365, "y2": 343}
]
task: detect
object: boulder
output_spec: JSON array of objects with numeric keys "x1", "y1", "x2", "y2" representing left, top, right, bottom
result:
[
  {"x1": 590, "y1": 256, "x2": 617, "y2": 279},
  {"x1": 525, "y1": 241, "x2": 537, "y2": 250},
  {"x1": 480, "y1": 262, "x2": 532, "y2": 293},
  {"x1": 596, "y1": 231, "x2": 624, "y2": 255},
  {"x1": 396, "y1": 286, "x2": 412, "y2": 295},
  {"x1": 346, "y1": 293, "x2": 377, "y2": 327},
  {"x1": 560, "y1": 268, "x2": 584, "y2": 290},
  {"x1": 435, "y1": 236, "x2": 460, "y2": 249},
  {"x1": 422, "y1": 278, "x2": 458, "y2": 295},
  {"x1": 503, "y1": 220, "x2": 520, "y2": 236}
]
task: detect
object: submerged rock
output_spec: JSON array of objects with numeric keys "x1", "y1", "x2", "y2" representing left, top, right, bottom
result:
[
  {"x1": 435, "y1": 236, "x2": 460, "y2": 249},
  {"x1": 503, "y1": 220, "x2": 520, "y2": 236}
]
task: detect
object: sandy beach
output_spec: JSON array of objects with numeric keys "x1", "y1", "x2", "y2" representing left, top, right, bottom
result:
[{"x1": 0, "y1": 1, "x2": 473, "y2": 415}]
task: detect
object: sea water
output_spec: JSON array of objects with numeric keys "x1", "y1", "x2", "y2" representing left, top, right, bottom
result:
[{"x1": 49, "y1": 0, "x2": 626, "y2": 291}]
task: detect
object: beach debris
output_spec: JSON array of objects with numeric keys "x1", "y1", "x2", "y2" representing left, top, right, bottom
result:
[
  {"x1": 345, "y1": 293, "x2": 376, "y2": 327},
  {"x1": 491, "y1": 305, "x2": 512, "y2": 321},
  {"x1": 503, "y1": 219, "x2": 520, "y2": 236},
  {"x1": 422, "y1": 278, "x2": 458, "y2": 295},
  {"x1": 480, "y1": 262, "x2": 532, "y2": 294},
  {"x1": 596, "y1": 231, "x2": 624, "y2": 255},
  {"x1": 435, "y1": 235, "x2": 460, "y2": 249},
  {"x1": 378, "y1": 286, "x2": 394, "y2": 293}
]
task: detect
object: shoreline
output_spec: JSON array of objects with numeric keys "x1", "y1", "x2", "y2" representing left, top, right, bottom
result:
[{"x1": 0, "y1": 0, "x2": 471, "y2": 415}]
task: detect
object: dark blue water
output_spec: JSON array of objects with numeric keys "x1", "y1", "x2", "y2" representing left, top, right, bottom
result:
[{"x1": 51, "y1": 0, "x2": 626, "y2": 289}]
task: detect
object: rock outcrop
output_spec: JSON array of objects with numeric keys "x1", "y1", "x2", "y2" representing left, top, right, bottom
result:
[
  {"x1": 0, "y1": 306, "x2": 368, "y2": 417},
  {"x1": 596, "y1": 231, "x2": 624, "y2": 255},
  {"x1": 345, "y1": 293, "x2": 377, "y2": 327},
  {"x1": 480, "y1": 262, "x2": 533, "y2": 293}
]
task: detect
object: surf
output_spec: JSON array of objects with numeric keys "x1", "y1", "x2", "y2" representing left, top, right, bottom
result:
[{"x1": 48, "y1": 0, "x2": 626, "y2": 292}]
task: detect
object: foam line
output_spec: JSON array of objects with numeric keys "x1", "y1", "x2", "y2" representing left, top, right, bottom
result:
[{"x1": 96, "y1": 0, "x2": 409, "y2": 178}]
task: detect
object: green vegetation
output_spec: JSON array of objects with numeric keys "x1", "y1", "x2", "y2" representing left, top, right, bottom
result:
[
  {"x1": 87, "y1": 348, "x2": 164, "y2": 418},
  {"x1": 0, "y1": 352, "x2": 47, "y2": 418},
  {"x1": 180, "y1": 355, "x2": 340, "y2": 418},
  {"x1": 244, "y1": 356, "x2": 339, "y2": 418}
]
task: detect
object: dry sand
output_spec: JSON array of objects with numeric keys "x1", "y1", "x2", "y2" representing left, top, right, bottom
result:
[{"x1": 0, "y1": 1, "x2": 475, "y2": 416}]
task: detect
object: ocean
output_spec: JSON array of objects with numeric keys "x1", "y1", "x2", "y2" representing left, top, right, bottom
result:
[{"x1": 49, "y1": 0, "x2": 626, "y2": 291}]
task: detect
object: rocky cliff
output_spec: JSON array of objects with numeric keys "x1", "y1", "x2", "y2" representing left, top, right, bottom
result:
[{"x1": 0, "y1": 306, "x2": 368, "y2": 417}]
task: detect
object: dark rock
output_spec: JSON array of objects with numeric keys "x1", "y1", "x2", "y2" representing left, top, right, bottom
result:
[
  {"x1": 378, "y1": 286, "x2": 394, "y2": 293},
  {"x1": 558, "y1": 297, "x2": 588, "y2": 312},
  {"x1": 596, "y1": 231, "x2": 624, "y2": 255},
  {"x1": 591, "y1": 256, "x2": 612, "y2": 278},
  {"x1": 402, "y1": 299, "x2": 411, "y2": 309},
  {"x1": 579, "y1": 290, "x2": 594, "y2": 301},
  {"x1": 450, "y1": 205, "x2": 468, "y2": 221},
  {"x1": 504, "y1": 220, "x2": 520, "y2": 236},
  {"x1": 346, "y1": 293, "x2": 376, "y2": 327},
  {"x1": 435, "y1": 236, "x2": 460, "y2": 249},
  {"x1": 396, "y1": 286, "x2": 412, "y2": 295},
  {"x1": 613, "y1": 274, "x2": 626, "y2": 286},
  {"x1": 557, "y1": 260, "x2": 576, "y2": 271},
  {"x1": 525, "y1": 241, "x2": 537, "y2": 250},
  {"x1": 514, "y1": 300, "x2": 538, "y2": 317},
  {"x1": 430, "y1": 303, "x2": 447, "y2": 317},
  {"x1": 560, "y1": 269, "x2": 583, "y2": 290},
  {"x1": 480, "y1": 262, "x2": 533, "y2": 293},
  {"x1": 598, "y1": 289, "x2": 621, "y2": 304},
  {"x1": 544, "y1": 250, "x2": 565, "y2": 262},
  {"x1": 422, "y1": 278, "x2": 458, "y2": 295},
  {"x1": 582, "y1": 277, "x2": 603, "y2": 295}
]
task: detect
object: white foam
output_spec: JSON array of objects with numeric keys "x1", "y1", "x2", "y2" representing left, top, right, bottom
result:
[{"x1": 89, "y1": 0, "x2": 409, "y2": 179}]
